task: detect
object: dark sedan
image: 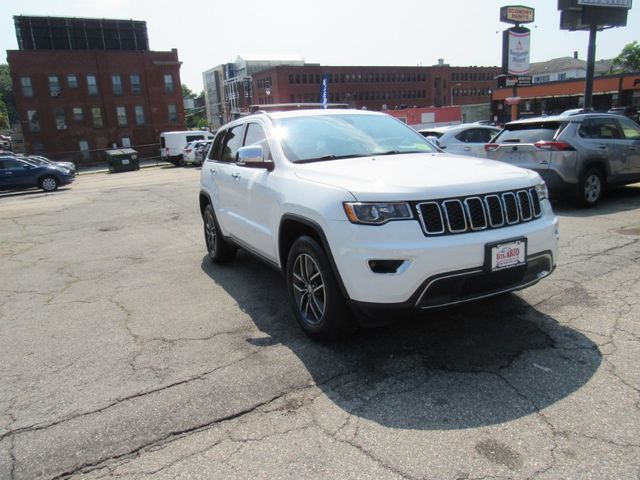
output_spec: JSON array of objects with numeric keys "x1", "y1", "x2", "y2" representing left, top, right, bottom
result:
[{"x1": 0, "y1": 156, "x2": 75, "y2": 192}]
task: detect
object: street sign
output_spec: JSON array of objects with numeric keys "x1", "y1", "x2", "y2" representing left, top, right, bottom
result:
[
  {"x1": 517, "y1": 75, "x2": 532, "y2": 86},
  {"x1": 500, "y1": 5, "x2": 536, "y2": 23}
]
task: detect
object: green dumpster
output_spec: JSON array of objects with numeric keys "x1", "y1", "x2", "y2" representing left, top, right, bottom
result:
[{"x1": 106, "y1": 148, "x2": 140, "y2": 173}]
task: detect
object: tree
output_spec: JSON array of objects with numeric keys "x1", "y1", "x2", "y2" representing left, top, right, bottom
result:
[
  {"x1": 0, "y1": 64, "x2": 17, "y2": 126},
  {"x1": 181, "y1": 84, "x2": 196, "y2": 99},
  {"x1": 612, "y1": 41, "x2": 640, "y2": 73},
  {"x1": 0, "y1": 98, "x2": 9, "y2": 129}
]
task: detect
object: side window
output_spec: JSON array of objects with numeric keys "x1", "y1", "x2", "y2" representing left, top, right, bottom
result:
[
  {"x1": 3, "y1": 159, "x2": 27, "y2": 170},
  {"x1": 243, "y1": 123, "x2": 271, "y2": 160},
  {"x1": 220, "y1": 125, "x2": 244, "y2": 162},
  {"x1": 618, "y1": 118, "x2": 640, "y2": 140},
  {"x1": 208, "y1": 130, "x2": 225, "y2": 161},
  {"x1": 580, "y1": 118, "x2": 623, "y2": 140}
]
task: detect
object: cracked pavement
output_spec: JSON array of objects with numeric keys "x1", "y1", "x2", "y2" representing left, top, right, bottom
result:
[{"x1": 0, "y1": 167, "x2": 639, "y2": 479}]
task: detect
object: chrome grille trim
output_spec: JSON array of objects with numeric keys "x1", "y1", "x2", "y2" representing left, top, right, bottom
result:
[
  {"x1": 464, "y1": 197, "x2": 488, "y2": 231},
  {"x1": 502, "y1": 192, "x2": 519, "y2": 224},
  {"x1": 529, "y1": 188, "x2": 542, "y2": 217},
  {"x1": 442, "y1": 200, "x2": 467, "y2": 233},
  {"x1": 416, "y1": 201, "x2": 445, "y2": 234},
  {"x1": 517, "y1": 190, "x2": 533, "y2": 221},
  {"x1": 484, "y1": 194, "x2": 505, "y2": 227}
]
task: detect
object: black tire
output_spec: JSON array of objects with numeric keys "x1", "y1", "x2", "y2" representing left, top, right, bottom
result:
[
  {"x1": 203, "y1": 204, "x2": 236, "y2": 263},
  {"x1": 576, "y1": 168, "x2": 604, "y2": 207},
  {"x1": 39, "y1": 175, "x2": 59, "y2": 192},
  {"x1": 286, "y1": 236, "x2": 356, "y2": 341}
]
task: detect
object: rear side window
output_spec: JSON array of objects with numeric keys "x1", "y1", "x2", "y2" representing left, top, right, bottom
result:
[
  {"x1": 455, "y1": 128, "x2": 498, "y2": 143},
  {"x1": 160, "y1": 137, "x2": 166, "y2": 148},
  {"x1": 494, "y1": 122, "x2": 562, "y2": 143},
  {"x1": 186, "y1": 134, "x2": 205, "y2": 143},
  {"x1": 579, "y1": 118, "x2": 623, "y2": 140},
  {"x1": 220, "y1": 125, "x2": 244, "y2": 162}
]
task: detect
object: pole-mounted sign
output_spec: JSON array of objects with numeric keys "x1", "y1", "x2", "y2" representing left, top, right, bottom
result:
[{"x1": 500, "y1": 5, "x2": 535, "y2": 23}]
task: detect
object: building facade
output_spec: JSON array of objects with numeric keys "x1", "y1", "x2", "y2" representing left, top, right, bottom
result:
[
  {"x1": 251, "y1": 64, "x2": 500, "y2": 114},
  {"x1": 7, "y1": 16, "x2": 185, "y2": 164}
]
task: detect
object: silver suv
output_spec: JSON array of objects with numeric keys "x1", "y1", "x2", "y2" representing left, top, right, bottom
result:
[{"x1": 485, "y1": 113, "x2": 640, "y2": 206}]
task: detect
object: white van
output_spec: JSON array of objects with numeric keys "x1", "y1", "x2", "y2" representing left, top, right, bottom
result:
[{"x1": 160, "y1": 130, "x2": 214, "y2": 166}]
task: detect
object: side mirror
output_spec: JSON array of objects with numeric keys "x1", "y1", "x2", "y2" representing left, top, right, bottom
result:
[{"x1": 237, "y1": 145, "x2": 274, "y2": 171}]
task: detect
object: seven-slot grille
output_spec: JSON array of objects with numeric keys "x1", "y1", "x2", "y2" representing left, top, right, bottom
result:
[{"x1": 416, "y1": 188, "x2": 542, "y2": 236}]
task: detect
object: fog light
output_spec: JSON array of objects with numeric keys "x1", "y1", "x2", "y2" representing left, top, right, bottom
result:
[{"x1": 369, "y1": 260, "x2": 405, "y2": 274}]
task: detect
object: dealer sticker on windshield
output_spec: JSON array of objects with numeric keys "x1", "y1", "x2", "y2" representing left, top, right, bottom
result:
[{"x1": 487, "y1": 239, "x2": 526, "y2": 272}]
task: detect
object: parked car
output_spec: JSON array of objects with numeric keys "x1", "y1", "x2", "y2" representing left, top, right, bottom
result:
[
  {"x1": 160, "y1": 130, "x2": 215, "y2": 166},
  {"x1": 200, "y1": 108, "x2": 558, "y2": 340},
  {"x1": 194, "y1": 140, "x2": 213, "y2": 166},
  {"x1": 0, "y1": 155, "x2": 75, "y2": 192},
  {"x1": 608, "y1": 106, "x2": 639, "y2": 123},
  {"x1": 25, "y1": 155, "x2": 76, "y2": 173},
  {"x1": 418, "y1": 124, "x2": 501, "y2": 158},
  {"x1": 183, "y1": 140, "x2": 212, "y2": 166},
  {"x1": 484, "y1": 113, "x2": 640, "y2": 206}
]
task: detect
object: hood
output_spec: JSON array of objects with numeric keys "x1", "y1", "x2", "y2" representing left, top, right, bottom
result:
[{"x1": 293, "y1": 153, "x2": 541, "y2": 201}]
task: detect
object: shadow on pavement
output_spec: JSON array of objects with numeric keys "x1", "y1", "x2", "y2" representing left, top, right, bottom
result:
[
  {"x1": 552, "y1": 184, "x2": 640, "y2": 218},
  {"x1": 201, "y1": 252, "x2": 601, "y2": 430},
  {"x1": 0, "y1": 187, "x2": 72, "y2": 199}
]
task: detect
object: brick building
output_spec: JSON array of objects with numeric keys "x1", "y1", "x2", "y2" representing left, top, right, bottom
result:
[
  {"x1": 251, "y1": 63, "x2": 501, "y2": 113},
  {"x1": 7, "y1": 16, "x2": 185, "y2": 164}
]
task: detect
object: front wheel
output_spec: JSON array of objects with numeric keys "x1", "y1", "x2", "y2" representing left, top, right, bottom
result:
[
  {"x1": 203, "y1": 204, "x2": 236, "y2": 263},
  {"x1": 286, "y1": 236, "x2": 356, "y2": 341},
  {"x1": 577, "y1": 168, "x2": 603, "y2": 207},
  {"x1": 40, "y1": 176, "x2": 59, "y2": 192}
]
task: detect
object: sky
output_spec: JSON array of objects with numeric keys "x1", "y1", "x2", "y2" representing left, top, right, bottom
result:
[{"x1": 1, "y1": 0, "x2": 639, "y2": 93}]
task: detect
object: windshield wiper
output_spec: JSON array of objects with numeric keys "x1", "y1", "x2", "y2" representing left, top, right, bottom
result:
[
  {"x1": 374, "y1": 150, "x2": 425, "y2": 156},
  {"x1": 297, "y1": 154, "x2": 366, "y2": 163}
]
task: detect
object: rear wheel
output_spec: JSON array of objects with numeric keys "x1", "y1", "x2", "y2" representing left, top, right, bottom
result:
[
  {"x1": 577, "y1": 168, "x2": 603, "y2": 207},
  {"x1": 286, "y1": 236, "x2": 356, "y2": 341},
  {"x1": 203, "y1": 204, "x2": 236, "y2": 263},
  {"x1": 40, "y1": 176, "x2": 59, "y2": 192}
]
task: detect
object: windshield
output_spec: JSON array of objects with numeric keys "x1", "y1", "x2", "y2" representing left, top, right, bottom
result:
[{"x1": 272, "y1": 114, "x2": 437, "y2": 163}]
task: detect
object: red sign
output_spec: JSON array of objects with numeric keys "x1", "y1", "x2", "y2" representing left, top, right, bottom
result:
[{"x1": 500, "y1": 5, "x2": 535, "y2": 24}]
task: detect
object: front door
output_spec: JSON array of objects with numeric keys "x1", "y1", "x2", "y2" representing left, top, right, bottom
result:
[{"x1": 618, "y1": 117, "x2": 640, "y2": 177}]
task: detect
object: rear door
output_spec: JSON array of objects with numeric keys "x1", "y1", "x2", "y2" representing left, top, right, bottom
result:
[
  {"x1": 450, "y1": 127, "x2": 500, "y2": 158},
  {"x1": 577, "y1": 117, "x2": 628, "y2": 180},
  {"x1": 618, "y1": 117, "x2": 640, "y2": 177}
]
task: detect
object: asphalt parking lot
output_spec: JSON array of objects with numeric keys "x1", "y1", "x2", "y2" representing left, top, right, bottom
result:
[{"x1": 1, "y1": 166, "x2": 639, "y2": 480}]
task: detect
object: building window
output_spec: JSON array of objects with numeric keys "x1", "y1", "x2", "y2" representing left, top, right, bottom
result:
[
  {"x1": 116, "y1": 106, "x2": 127, "y2": 127},
  {"x1": 72, "y1": 107, "x2": 84, "y2": 121},
  {"x1": 558, "y1": 73, "x2": 567, "y2": 81},
  {"x1": 164, "y1": 74, "x2": 174, "y2": 94},
  {"x1": 48, "y1": 75, "x2": 61, "y2": 96},
  {"x1": 27, "y1": 110, "x2": 39, "y2": 132},
  {"x1": 130, "y1": 73, "x2": 141, "y2": 95},
  {"x1": 168, "y1": 104, "x2": 178, "y2": 123},
  {"x1": 134, "y1": 105, "x2": 145, "y2": 125},
  {"x1": 53, "y1": 107, "x2": 66, "y2": 130},
  {"x1": 79, "y1": 140, "x2": 90, "y2": 160},
  {"x1": 21, "y1": 77, "x2": 34, "y2": 97},
  {"x1": 121, "y1": 137, "x2": 131, "y2": 148},
  {"x1": 87, "y1": 75, "x2": 98, "y2": 96},
  {"x1": 111, "y1": 74, "x2": 123, "y2": 95},
  {"x1": 67, "y1": 74, "x2": 78, "y2": 88},
  {"x1": 91, "y1": 107, "x2": 103, "y2": 128}
]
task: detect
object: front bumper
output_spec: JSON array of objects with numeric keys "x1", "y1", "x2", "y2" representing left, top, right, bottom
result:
[{"x1": 324, "y1": 204, "x2": 558, "y2": 308}]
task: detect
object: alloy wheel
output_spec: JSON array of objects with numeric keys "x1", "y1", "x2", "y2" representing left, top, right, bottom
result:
[
  {"x1": 292, "y1": 253, "x2": 326, "y2": 325},
  {"x1": 205, "y1": 212, "x2": 217, "y2": 255},
  {"x1": 584, "y1": 173, "x2": 601, "y2": 204},
  {"x1": 42, "y1": 177, "x2": 57, "y2": 191}
]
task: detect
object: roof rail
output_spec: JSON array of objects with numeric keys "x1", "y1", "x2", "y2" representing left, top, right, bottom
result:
[{"x1": 249, "y1": 103, "x2": 350, "y2": 113}]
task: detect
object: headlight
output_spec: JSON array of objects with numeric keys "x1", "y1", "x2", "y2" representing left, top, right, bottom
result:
[
  {"x1": 535, "y1": 181, "x2": 548, "y2": 201},
  {"x1": 343, "y1": 202, "x2": 413, "y2": 225}
]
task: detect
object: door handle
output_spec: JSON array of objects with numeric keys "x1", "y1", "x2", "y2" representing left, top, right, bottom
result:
[
  {"x1": 5, "y1": 171, "x2": 13, "y2": 175},
  {"x1": 231, "y1": 173, "x2": 240, "y2": 180},
  {"x1": 463, "y1": 146, "x2": 472, "y2": 151},
  {"x1": 209, "y1": 168, "x2": 217, "y2": 175},
  {"x1": 630, "y1": 146, "x2": 637, "y2": 151},
  {"x1": 596, "y1": 145, "x2": 607, "y2": 150}
]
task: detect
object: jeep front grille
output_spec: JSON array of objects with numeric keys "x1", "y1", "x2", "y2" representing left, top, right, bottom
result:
[{"x1": 416, "y1": 189, "x2": 542, "y2": 236}]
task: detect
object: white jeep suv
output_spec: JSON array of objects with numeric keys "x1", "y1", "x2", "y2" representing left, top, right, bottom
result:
[{"x1": 199, "y1": 108, "x2": 559, "y2": 340}]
